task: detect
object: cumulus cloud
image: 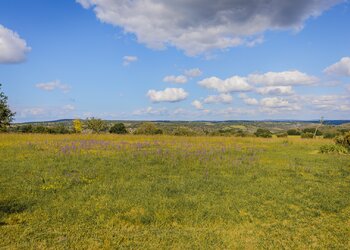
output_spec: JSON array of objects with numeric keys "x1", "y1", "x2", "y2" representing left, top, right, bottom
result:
[
  {"x1": 248, "y1": 70, "x2": 318, "y2": 86},
  {"x1": 35, "y1": 80, "x2": 71, "y2": 93},
  {"x1": 204, "y1": 93, "x2": 233, "y2": 104},
  {"x1": 147, "y1": 88, "x2": 188, "y2": 102},
  {"x1": 123, "y1": 55, "x2": 138, "y2": 66},
  {"x1": 192, "y1": 100, "x2": 203, "y2": 110},
  {"x1": 185, "y1": 68, "x2": 202, "y2": 77},
  {"x1": 163, "y1": 75, "x2": 188, "y2": 84},
  {"x1": 244, "y1": 98, "x2": 259, "y2": 106},
  {"x1": 0, "y1": 24, "x2": 31, "y2": 63},
  {"x1": 260, "y1": 97, "x2": 300, "y2": 112},
  {"x1": 198, "y1": 76, "x2": 252, "y2": 93},
  {"x1": 256, "y1": 86, "x2": 294, "y2": 95},
  {"x1": 239, "y1": 93, "x2": 259, "y2": 105},
  {"x1": 76, "y1": 0, "x2": 342, "y2": 55},
  {"x1": 324, "y1": 57, "x2": 350, "y2": 76}
]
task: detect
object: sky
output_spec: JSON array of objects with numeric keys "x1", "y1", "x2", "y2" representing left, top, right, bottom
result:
[{"x1": 0, "y1": 0, "x2": 350, "y2": 122}]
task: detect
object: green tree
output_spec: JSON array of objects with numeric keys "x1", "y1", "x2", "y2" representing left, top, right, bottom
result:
[
  {"x1": 109, "y1": 123, "x2": 128, "y2": 134},
  {"x1": 0, "y1": 84, "x2": 15, "y2": 131},
  {"x1": 86, "y1": 117, "x2": 107, "y2": 133},
  {"x1": 254, "y1": 128, "x2": 272, "y2": 138},
  {"x1": 134, "y1": 122, "x2": 163, "y2": 135}
]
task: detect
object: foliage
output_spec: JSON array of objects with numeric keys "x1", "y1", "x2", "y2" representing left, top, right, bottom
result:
[
  {"x1": 334, "y1": 132, "x2": 350, "y2": 150},
  {"x1": 173, "y1": 126, "x2": 197, "y2": 136},
  {"x1": 109, "y1": 123, "x2": 128, "y2": 134},
  {"x1": 86, "y1": 117, "x2": 108, "y2": 133},
  {"x1": 276, "y1": 132, "x2": 288, "y2": 138},
  {"x1": 73, "y1": 119, "x2": 82, "y2": 133},
  {"x1": 134, "y1": 122, "x2": 163, "y2": 135},
  {"x1": 323, "y1": 132, "x2": 338, "y2": 139},
  {"x1": 0, "y1": 84, "x2": 15, "y2": 131},
  {"x1": 303, "y1": 127, "x2": 322, "y2": 136},
  {"x1": 254, "y1": 128, "x2": 272, "y2": 138},
  {"x1": 287, "y1": 129, "x2": 301, "y2": 136},
  {"x1": 301, "y1": 132, "x2": 314, "y2": 139},
  {"x1": 319, "y1": 144, "x2": 349, "y2": 154}
]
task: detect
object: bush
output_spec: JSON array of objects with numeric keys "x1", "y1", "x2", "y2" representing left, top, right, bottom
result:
[
  {"x1": 134, "y1": 123, "x2": 163, "y2": 135},
  {"x1": 301, "y1": 132, "x2": 314, "y2": 139},
  {"x1": 19, "y1": 124, "x2": 33, "y2": 133},
  {"x1": 287, "y1": 129, "x2": 301, "y2": 136},
  {"x1": 173, "y1": 127, "x2": 197, "y2": 136},
  {"x1": 323, "y1": 132, "x2": 337, "y2": 139},
  {"x1": 319, "y1": 144, "x2": 349, "y2": 154},
  {"x1": 335, "y1": 132, "x2": 350, "y2": 150},
  {"x1": 303, "y1": 128, "x2": 322, "y2": 136},
  {"x1": 86, "y1": 117, "x2": 108, "y2": 133},
  {"x1": 47, "y1": 125, "x2": 70, "y2": 134},
  {"x1": 110, "y1": 123, "x2": 128, "y2": 134},
  {"x1": 276, "y1": 132, "x2": 288, "y2": 138},
  {"x1": 254, "y1": 128, "x2": 272, "y2": 138}
]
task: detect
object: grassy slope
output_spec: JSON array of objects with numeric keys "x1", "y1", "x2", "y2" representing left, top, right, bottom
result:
[{"x1": 0, "y1": 134, "x2": 349, "y2": 249}]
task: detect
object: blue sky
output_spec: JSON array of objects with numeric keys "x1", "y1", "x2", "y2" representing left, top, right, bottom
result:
[{"x1": 0, "y1": 0, "x2": 350, "y2": 122}]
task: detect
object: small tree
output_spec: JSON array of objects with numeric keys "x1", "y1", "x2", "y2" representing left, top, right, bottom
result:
[
  {"x1": 109, "y1": 123, "x2": 127, "y2": 134},
  {"x1": 254, "y1": 128, "x2": 272, "y2": 138},
  {"x1": 86, "y1": 117, "x2": 107, "y2": 133},
  {"x1": 73, "y1": 119, "x2": 82, "y2": 133},
  {"x1": 0, "y1": 84, "x2": 15, "y2": 131},
  {"x1": 134, "y1": 122, "x2": 163, "y2": 135}
]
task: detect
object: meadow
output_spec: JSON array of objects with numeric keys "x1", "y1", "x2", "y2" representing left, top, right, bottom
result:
[{"x1": 0, "y1": 134, "x2": 349, "y2": 249}]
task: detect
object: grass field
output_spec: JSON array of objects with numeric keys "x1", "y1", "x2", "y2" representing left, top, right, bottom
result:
[{"x1": 1, "y1": 134, "x2": 349, "y2": 249}]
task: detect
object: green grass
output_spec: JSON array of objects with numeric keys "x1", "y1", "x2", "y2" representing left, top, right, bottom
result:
[{"x1": 0, "y1": 134, "x2": 349, "y2": 249}]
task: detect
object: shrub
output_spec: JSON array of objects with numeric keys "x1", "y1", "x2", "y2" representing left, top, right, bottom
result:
[
  {"x1": 19, "y1": 124, "x2": 33, "y2": 133},
  {"x1": 319, "y1": 144, "x2": 349, "y2": 154},
  {"x1": 254, "y1": 128, "x2": 272, "y2": 138},
  {"x1": 173, "y1": 127, "x2": 196, "y2": 136},
  {"x1": 276, "y1": 132, "x2": 288, "y2": 138},
  {"x1": 86, "y1": 117, "x2": 107, "y2": 133},
  {"x1": 47, "y1": 125, "x2": 70, "y2": 134},
  {"x1": 335, "y1": 132, "x2": 350, "y2": 150},
  {"x1": 303, "y1": 128, "x2": 322, "y2": 136},
  {"x1": 323, "y1": 132, "x2": 337, "y2": 139},
  {"x1": 287, "y1": 129, "x2": 301, "y2": 136},
  {"x1": 110, "y1": 123, "x2": 128, "y2": 134},
  {"x1": 134, "y1": 123, "x2": 163, "y2": 135},
  {"x1": 32, "y1": 125, "x2": 48, "y2": 133},
  {"x1": 301, "y1": 132, "x2": 314, "y2": 139}
]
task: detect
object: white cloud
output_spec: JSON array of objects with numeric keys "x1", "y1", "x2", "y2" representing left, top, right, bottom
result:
[
  {"x1": 238, "y1": 93, "x2": 259, "y2": 105},
  {"x1": 260, "y1": 97, "x2": 300, "y2": 112},
  {"x1": 0, "y1": 24, "x2": 31, "y2": 63},
  {"x1": 35, "y1": 80, "x2": 71, "y2": 93},
  {"x1": 248, "y1": 71, "x2": 318, "y2": 86},
  {"x1": 63, "y1": 104, "x2": 75, "y2": 111},
  {"x1": 256, "y1": 86, "x2": 294, "y2": 95},
  {"x1": 324, "y1": 57, "x2": 350, "y2": 76},
  {"x1": 198, "y1": 76, "x2": 252, "y2": 93},
  {"x1": 76, "y1": 0, "x2": 341, "y2": 56},
  {"x1": 204, "y1": 93, "x2": 233, "y2": 104},
  {"x1": 123, "y1": 55, "x2": 138, "y2": 66},
  {"x1": 163, "y1": 75, "x2": 188, "y2": 84},
  {"x1": 244, "y1": 98, "x2": 259, "y2": 106},
  {"x1": 184, "y1": 68, "x2": 202, "y2": 77},
  {"x1": 147, "y1": 88, "x2": 188, "y2": 102},
  {"x1": 192, "y1": 100, "x2": 203, "y2": 110}
]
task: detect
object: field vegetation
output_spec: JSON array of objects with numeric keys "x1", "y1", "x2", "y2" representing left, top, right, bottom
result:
[{"x1": 1, "y1": 133, "x2": 349, "y2": 249}]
